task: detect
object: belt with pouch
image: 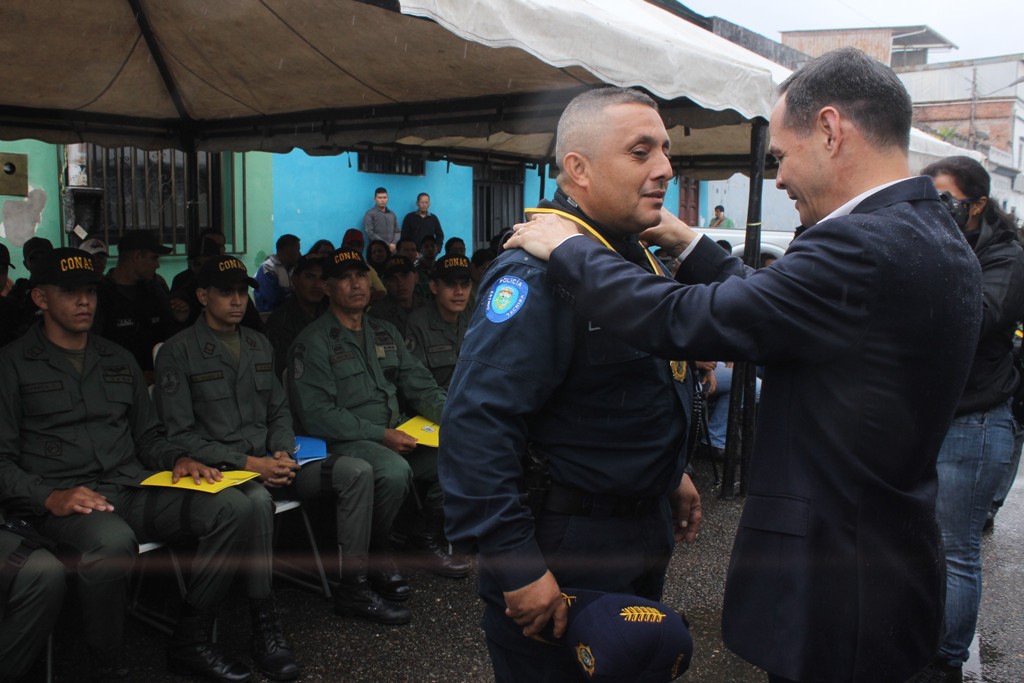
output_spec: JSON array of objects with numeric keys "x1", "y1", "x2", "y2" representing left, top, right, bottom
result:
[{"x1": 542, "y1": 480, "x2": 661, "y2": 518}]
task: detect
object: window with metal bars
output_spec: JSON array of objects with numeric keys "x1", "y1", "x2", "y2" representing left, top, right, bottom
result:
[{"x1": 68, "y1": 145, "x2": 242, "y2": 254}]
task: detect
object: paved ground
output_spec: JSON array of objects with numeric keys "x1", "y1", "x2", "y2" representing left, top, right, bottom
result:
[{"x1": 42, "y1": 457, "x2": 1024, "y2": 682}]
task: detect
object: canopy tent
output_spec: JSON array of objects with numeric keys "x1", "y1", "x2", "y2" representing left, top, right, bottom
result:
[{"x1": 0, "y1": 0, "x2": 782, "y2": 178}]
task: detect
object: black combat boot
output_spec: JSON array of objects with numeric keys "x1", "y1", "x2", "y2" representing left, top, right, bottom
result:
[
  {"x1": 91, "y1": 647, "x2": 132, "y2": 683},
  {"x1": 367, "y1": 550, "x2": 412, "y2": 602},
  {"x1": 334, "y1": 570, "x2": 411, "y2": 625},
  {"x1": 250, "y1": 598, "x2": 299, "y2": 681},
  {"x1": 407, "y1": 510, "x2": 472, "y2": 579},
  {"x1": 167, "y1": 605, "x2": 251, "y2": 682}
]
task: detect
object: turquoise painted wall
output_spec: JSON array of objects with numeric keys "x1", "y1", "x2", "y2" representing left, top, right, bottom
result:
[
  {"x1": 0, "y1": 140, "x2": 62, "y2": 272},
  {"x1": 271, "y1": 151, "x2": 473, "y2": 256}
]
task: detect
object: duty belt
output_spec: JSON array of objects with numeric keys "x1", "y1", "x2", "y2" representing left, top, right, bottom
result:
[{"x1": 542, "y1": 481, "x2": 661, "y2": 518}]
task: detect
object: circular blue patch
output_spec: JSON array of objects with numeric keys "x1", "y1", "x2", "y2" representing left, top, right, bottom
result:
[{"x1": 486, "y1": 276, "x2": 529, "y2": 324}]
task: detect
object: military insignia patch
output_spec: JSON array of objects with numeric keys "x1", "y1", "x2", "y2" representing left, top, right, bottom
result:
[
  {"x1": 160, "y1": 370, "x2": 181, "y2": 396},
  {"x1": 245, "y1": 336, "x2": 256, "y2": 349},
  {"x1": 670, "y1": 360, "x2": 688, "y2": 382},
  {"x1": 203, "y1": 342, "x2": 217, "y2": 356},
  {"x1": 619, "y1": 605, "x2": 666, "y2": 622},
  {"x1": 45, "y1": 441, "x2": 61, "y2": 457},
  {"x1": 486, "y1": 276, "x2": 529, "y2": 324},
  {"x1": 576, "y1": 643, "x2": 595, "y2": 677}
]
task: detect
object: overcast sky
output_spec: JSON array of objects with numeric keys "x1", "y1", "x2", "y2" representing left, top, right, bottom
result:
[{"x1": 680, "y1": 0, "x2": 1023, "y2": 63}]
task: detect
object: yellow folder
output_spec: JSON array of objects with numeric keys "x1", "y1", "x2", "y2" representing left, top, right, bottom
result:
[
  {"x1": 140, "y1": 470, "x2": 260, "y2": 493},
  {"x1": 397, "y1": 416, "x2": 440, "y2": 448}
]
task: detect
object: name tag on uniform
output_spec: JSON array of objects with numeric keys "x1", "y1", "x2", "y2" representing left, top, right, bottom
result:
[{"x1": 190, "y1": 371, "x2": 224, "y2": 383}]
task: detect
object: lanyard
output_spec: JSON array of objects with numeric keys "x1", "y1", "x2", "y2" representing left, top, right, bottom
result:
[{"x1": 524, "y1": 207, "x2": 661, "y2": 274}]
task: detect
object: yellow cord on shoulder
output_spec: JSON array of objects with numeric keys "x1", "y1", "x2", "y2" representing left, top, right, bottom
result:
[{"x1": 525, "y1": 207, "x2": 660, "y2": 273}]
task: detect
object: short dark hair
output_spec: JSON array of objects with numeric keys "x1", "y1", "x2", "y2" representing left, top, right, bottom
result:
[
  {"x1": 779, "y1": 47, "x2": 912, "y2": 151},
  {"x1": 374, "y1": 187, "x2": 388, "y2": 196},
  {"x1": 445, "y1": 237, "x2": 465, "y2": 249},
  {"x1": 714, "y1": 205, "x2": 725, "y2": 213},
  {"x1": 276, "y1": 234, "x2": 300, "y2": 253},
  {"x1": 922, "y1": 155, "x2": 1016, "y2": 231},
  {"x1": 471, "y1": 248, "x2": 497, "y2": 267},
  {"x1": 420, "y1": 235, "x2": 437, "y2": 247},
  {"x1": 396, "y1": 237, "x2": 417, "y2": 251},
  {"x1": 417, "y1": 192, "x2": 429, "y2": 201}
]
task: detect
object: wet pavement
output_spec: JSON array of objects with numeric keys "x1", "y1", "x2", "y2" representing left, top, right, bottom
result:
[{"x1": 43, "y1": 457, "x2": 1024, "y2": 682}]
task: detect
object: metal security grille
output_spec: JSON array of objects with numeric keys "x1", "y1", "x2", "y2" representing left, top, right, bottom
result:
[
  {"x1": 74, "y1": 145, "x2": 236, "y2": 253},
  {"x1": 473, "y1": 164, "x2": 524, "y2": 251}
]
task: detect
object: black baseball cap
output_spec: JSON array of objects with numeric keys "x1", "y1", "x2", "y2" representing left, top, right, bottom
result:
[
  {"x1": 323, "y1": 248, "x2": 370, "y2": 279},
  {"x1": 382, "y1": 254, "x2": 415, "y2": 277},
  {"x1": 117, "y1": 231, "x2": 172, "y2": 254},
  {"x1": 196, "y1": 255, "x2": 259, "y2": 290},
  {"x1": 31, "y1": 247, "x2": 102, "y2": 288},
  {"x1": 0, "y1": 243, "x2": 13, "y2": 269},
  {"x1": 432, "y1": 254, "x2": 471, "y2": 282},
  {"x1": 23, "y1": 236, "x2": 53, "y2": 265},
  {"x1": 292, "y1": 254, "x2": 326, "y2": 278}
]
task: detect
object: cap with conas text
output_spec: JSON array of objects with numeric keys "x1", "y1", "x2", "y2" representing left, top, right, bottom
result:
[
  {"x1": 31, "y1": 247, "x2": 102, "y2": 288},
  {"x1": 323, "y1": 248, "x2": 370, "y2": 279},
  {"x1": 432, "y1": 254, "x2": 471, "y2": 282},
  {"x1": 382, "y1": 254, "x2": 415, "y2": 277},
  {"x1": 196, "y1": 255, "x2": 259, "y2": 290}
]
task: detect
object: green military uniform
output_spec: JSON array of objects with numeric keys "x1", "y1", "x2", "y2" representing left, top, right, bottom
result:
[
  {"x1": 289, "y1": 311, "x2": 447, "y2": 536},
  {"x1": 0, "y1": 521, "x2": 65, "y2": 680},
  {"x1": 0, "y1": 324, "x2": 251, "y2": 659},
  {"x1": 265, "y1": 295, "x2": 325, "y2": 380},
  {"x1": 404, "y1": 305, "x2": 468, "y2": 390},
  {"x1": 367, "y1": 292, "x2": 430, "y2": 335},
  {"x1": 155, "y1": 315, "x2": 285, "y2": 600}
]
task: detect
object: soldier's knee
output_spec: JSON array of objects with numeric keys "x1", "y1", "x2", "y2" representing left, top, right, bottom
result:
[{"x1": 332, "y1": 456, "x2": 374, "y2": 492}]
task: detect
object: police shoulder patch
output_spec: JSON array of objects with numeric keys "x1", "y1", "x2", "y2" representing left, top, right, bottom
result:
[
  {"x1": 160, "y1": 369, "x2": 181, "y2": 396},
  {"x1": 486, "y1": 275, "x2": 529, "y2": 324}
]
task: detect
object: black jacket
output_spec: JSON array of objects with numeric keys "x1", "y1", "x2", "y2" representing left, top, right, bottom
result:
[{"x1": 957, "y1": 214, "x2": 1024, "y2": 414}]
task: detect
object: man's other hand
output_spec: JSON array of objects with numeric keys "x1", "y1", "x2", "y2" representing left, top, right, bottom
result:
[
  {"x1": 503, "y1": 570, "x2": 568, "y2": 638},
  {"x1": 44, "y1": 486, "x2": 115, "y2": 516}
]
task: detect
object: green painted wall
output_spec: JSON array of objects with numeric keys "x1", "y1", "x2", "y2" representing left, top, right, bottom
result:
[{"x1": 0, "y1": 140, "x2": 62, "y2": 275}]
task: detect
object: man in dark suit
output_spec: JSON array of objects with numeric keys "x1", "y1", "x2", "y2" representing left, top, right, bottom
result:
[{"x1": 507, "y1": 48, "x2": 984, "y2": 683}]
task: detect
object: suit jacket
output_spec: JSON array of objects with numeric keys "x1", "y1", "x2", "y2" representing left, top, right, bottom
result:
[{"x1": 546, "y1": 177, "x2": 983, "y2": 682}]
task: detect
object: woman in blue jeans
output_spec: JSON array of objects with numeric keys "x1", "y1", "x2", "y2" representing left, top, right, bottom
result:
[{"x1": 911, "y1": 157, "x2": 1024, "y2": 683}]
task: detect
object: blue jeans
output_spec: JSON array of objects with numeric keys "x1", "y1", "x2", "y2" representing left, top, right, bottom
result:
[
  {"x1": 935, "y1": 399, "x2": 1015, "y2": 665},
  {"x1": 705, "y1": 365, "x2": 761, "y2": 449}
]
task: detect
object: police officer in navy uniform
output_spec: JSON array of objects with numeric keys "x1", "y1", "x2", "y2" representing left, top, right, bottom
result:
[
  {"x1": 0, "y1": 248, "x2": 256, "y2": 682},
  {"x1": 439, "y1": 88, "x2": 702, "y2": 682},
  {"x1": 155, "y1": 255, "x2": 300, "y2": 681}
]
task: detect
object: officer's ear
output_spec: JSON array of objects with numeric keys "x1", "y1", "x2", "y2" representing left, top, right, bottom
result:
[
  {"x1": 196, "y1": 287, "x2": 209, "y2": 308},
  {"x1": 561, "y1": 151, "x2": 590, "y2": 189}
]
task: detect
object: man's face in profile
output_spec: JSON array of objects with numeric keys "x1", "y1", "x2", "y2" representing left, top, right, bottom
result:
[{"x1": 769, "y1": 96, "x2": 831, "y2": 228}]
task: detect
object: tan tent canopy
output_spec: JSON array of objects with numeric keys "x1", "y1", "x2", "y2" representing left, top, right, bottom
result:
[{"x1": 0, "y1": 0, "x2": 781, "y2": 177}]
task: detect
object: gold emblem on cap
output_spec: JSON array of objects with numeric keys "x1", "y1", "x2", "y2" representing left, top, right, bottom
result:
[
  {"x1": 218, "y1": 258, "x2": 246, "y2": 272},
  {"x1": 619, "y1": 606, "x2": 666, "y2": 623},
  {"x1": 576, "y1": 643, "x2": 596, "y2": 676},
  {"x1": 59, "y1": 255, "x2": 95, "y2": 272}
]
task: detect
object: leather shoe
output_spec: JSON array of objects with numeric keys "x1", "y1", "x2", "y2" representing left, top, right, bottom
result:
[
  {"x1": 250, "y1": 599, "x2": 299, "y2": 681},
  {"x1": 334, "y1": 576, "x2": 411, "y2": 625},
  {"x1": 407, "y1": 533, "x2": 472, "y2": 578},
  {"x1": 368, "y1": 556, "x2": 412, "y2": 602}
]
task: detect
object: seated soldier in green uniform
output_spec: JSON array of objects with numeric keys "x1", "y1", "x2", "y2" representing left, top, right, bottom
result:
[
  {"x1": 404, "y1": 254, "x2": 471, "y2": 389},
  {"x1": 154, "y1": 255, "x2": 300, "y2": 681},
  {"x1": 265, "y1": 255, "x2": 327, "y2": 380},
  {"x1": 368, "y1": 254, "x2": 430, "y2": 333},
  {"x1": 289, "y1": 248, "x2": 469, "y2": 591},
  {"x1": 0, "y1": 516, "x2": 65, "y2": 681},
  {"x1": 286, "y1": 249, "x2": 415, "y2": 625},
  {"x1": 0, "y1": 248, "x2": 256, "y2": 683}
]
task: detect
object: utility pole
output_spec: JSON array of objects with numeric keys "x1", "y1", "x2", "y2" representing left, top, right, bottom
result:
[{"x1": 968, "y1": 67, "x2": 978, "y2": 148}]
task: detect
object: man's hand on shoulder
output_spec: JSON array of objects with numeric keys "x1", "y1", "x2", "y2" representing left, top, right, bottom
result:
[
  {"x1": 506, "y1": 213, "x2": 581, "y2": 261},
  {"x1": 503, "y1": 569, "x2": 568, "y2": 638},
  {"x1": 44, "y1": 486, "x2": 115, "y2": 516},
  {"x1": 638, "y1": 209, "x2": 698, "y2": 258}
]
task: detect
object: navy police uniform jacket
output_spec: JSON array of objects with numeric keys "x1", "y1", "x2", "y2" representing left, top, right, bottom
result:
[
  {"x1": 439, "y1": 190, "x2": 694, "y2": 595},
  {"x1": 544, "y1": 177, "x2": 983, "y2": 683}
]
